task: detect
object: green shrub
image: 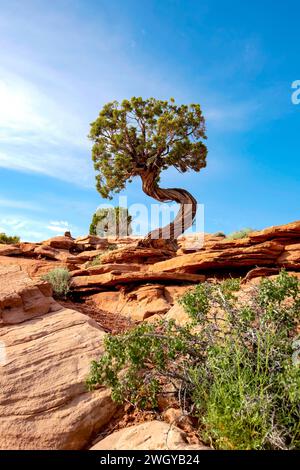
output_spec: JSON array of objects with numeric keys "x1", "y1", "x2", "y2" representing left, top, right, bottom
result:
[
  {"x1": 87, "y1": 271, "x2": 300, "y2": 450},
  {"x1": 0, "y1": 232, "x2": 20, "y2": 244},
  {"x1": 227, "y1": 227, "x2": 254, "y2": 240},
  {"x1": 87, "y1": 244, "x2": 118, "y2": 267},
  {"x1": 212, "y1": 231, "x2": 226, "y2": 237},
  {"x1": 41, "y1": 268, "x2": 71, "y2": 299}
]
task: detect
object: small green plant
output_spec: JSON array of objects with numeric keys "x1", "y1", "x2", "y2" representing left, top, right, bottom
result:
[
  {"x1": 227, "y1": 227, "x2": 254, "y2": 240},
  {"x1": 87, "y1": 271, "x2": 300, "y2": 450},
  {"x1": 212, "y1": 231, "x2": 226, "y2": 237},
  {"x1": 87, "y1": 255, "x2": 102, "y2": 267},
  {"x1": 87, "y1": 244, "x2": 118, "y2": 267},
  {"x1": 41, "y1": 268, "x2": 71, "y2": 299},
  {"x1": 0, "y1": 232, "x2": 20, "y2": 244}
]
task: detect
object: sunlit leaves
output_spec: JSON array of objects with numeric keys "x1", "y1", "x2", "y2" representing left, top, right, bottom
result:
[{"x1": 89, "y1": 97, "x2": 207, "y2": 199}]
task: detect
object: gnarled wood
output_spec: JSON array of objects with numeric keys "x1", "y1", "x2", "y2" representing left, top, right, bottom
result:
[{"x1": 139, "y1": 170, "x2": 197, "y2": 242}]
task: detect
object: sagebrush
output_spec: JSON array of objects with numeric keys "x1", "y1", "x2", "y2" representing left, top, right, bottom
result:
[
  {"x1": 41, "y1": 268, "x2": 71, "y2": 299},
  {"x1": 87, "y1": 271, "x2": 300, "y2": 450},
  {"x1": 227, "y1": 227, "x2": 254, "y2": 239}
]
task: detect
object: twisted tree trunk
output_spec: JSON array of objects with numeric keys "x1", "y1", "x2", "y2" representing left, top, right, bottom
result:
[{"x1": 139, "y1": 170, "x2": 197, "y2": 243}]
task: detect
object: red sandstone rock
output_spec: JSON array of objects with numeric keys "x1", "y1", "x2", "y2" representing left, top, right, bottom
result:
[
  {"x1": 71, "y1": 271, "x2": 206, "y2": 290},
  {"x1": 91, "y1": 284, "x2": 171, "y2": 321},
  {"x1": 42, "y1": 235, "x2": 75, "y2": 250},
  {"x1": 72, "y1": 263, "x2": 143, "y2": 277},
  {"x1": 249, "y1": 220, "x2": 300, "y2": 243},
  {"x1": 100, "y1": 246, "x2": 174, "y2": 265},
  {"x1": 150, "y1": 240, "x2": 285, "y2": 274},
  {"x1": 0, "y1": 265, "x2": 59, "y2": 324},
  {"x1": 0, "y1": 244, "x2": 21, "y2": 256},
  {"x1": 277, "y1": 243, "x2": 300, "y2": 269},
  {"x1": 0, "y1": 307, "x2": 116, "y2": 449},
  {"x1": 90, "y1": 420, "x2": 210, "y2": 450}
]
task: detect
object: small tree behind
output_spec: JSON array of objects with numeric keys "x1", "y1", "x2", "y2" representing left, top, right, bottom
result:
[
  {"x1": 89, "y1": 207, "x2": 132, "y2": 237},
  {"x1": 0, "y1": 233, "x2": 20, "y2": 244}
]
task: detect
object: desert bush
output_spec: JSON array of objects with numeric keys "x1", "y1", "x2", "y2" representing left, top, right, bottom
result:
[
  {"x1": 41, "y1": 268, "x2": 71, "y2": 299},
  {"x1": 0, "y1": 232, "x2": 20, "y2": 244},
  {"x1": 87, "y1": 244, "x2": 118, "y2": 267},
  {"x1": 212, "y1": 231, "x2": 226, "y2": 237},
  {"x1": 87, "y1": 271, "x2": 300, "y2": 450},
  {"x1": 227, "y1": 227, "x2": 254, "y2": 239}
]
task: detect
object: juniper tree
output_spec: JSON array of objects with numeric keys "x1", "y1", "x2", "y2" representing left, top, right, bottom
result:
[
  {"x1": 89, "y1": 207, "x2": 132, "y2": 237},
  {"x1": 89, "y1": 97, "x2": 207, "y2": 242}
]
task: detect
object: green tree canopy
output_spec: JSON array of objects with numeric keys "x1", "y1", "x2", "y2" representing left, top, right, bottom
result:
[
  {"x1": 89, "y1": 97, "x2": 207, "y2": 241},
  {"x1": 89, "y1": 207, "x2": 132, "y2": 237}
]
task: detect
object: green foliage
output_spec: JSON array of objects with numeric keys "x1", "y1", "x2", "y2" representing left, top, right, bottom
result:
[
  {"x1": 41, "y1": 268, "x2": 71, "y2": 299},
  {"x1": 0, "y1": 232, "x2": 20, "y2": 244},
  {"x1": 89, "y1": 207, "x2": 132, "y2": 236},
  {"x1": 87, "y1": 244, "x2": 118, "y2": 267},
  {"x1": 227, "y1": 227, "x2": 254, "y2": 239},
  {"x1": 212, "y1": 231, "x2": 226, "y2": 237},
  {"x1": 89, "y1": 97, "x2": 207, "y2": 199},
  {"x1": 87, "y1": 271, "x2": 300, "y2": 449}
]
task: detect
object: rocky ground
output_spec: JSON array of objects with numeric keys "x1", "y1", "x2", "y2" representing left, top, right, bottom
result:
[{"x1": 0, "y1": 220, "x2": 299, "y2": 449}]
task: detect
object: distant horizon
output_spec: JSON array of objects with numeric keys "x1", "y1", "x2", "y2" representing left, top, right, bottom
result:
[{"x1": 1, "y1": 0, "x2": 299, "y2": 241}]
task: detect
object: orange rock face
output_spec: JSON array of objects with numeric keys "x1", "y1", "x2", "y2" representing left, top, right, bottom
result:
[
  {"x1": 90, "y1": 420, "x2": 210, "y2": 450},
  {"x1": 150, "y1": 240, "x2": 285, "y2": 273},
  {"x1": 0, "y1": 308, "x2": 116, "y2": 449},
  {"x1": 42, "y1": 235, "x2": 75, "y2": 251},
  {"x1": 0, "y1": 265, "x2": 59, "y2": 324},
  {"x1": 71, "y1": 270, "x2": 205, "y2": 291}
]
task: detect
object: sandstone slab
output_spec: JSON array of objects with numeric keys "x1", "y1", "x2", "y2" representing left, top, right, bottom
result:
[
  {"x1": 71, "y1": 271, "x2": 205, "y2": 290},
  {"x1": 0, "y1": 265, "x2": 59, "y2": 324},
  {"x1": 42, "y1": 235, "x2": 75, "y2": 251},
  {"x1": 90, "y1": 420, "x2": 210, "y2": 450},
  {"x1": 0, "y1": 256, "x2": 68, "y2": 278},
  {"x1": 277, "y1": 243, "x2": 300, "y2": 269},
  {"x1": 150, "y1": 241, "x2": 284, "y2": 274},
  {"x1": 249, "y1": 220, "x2": 300, "y2": 243},
  {"x1": 92, "y1": 284, "x2": 171, "y2": 321},
  {"x1": 100, "y1": 246, "x2": 173, "y2": 265},
  {"x1": 0, "y1": 244, "x2": 21, "y2": 256},
  {"x1": 0, "y1": 308, "x2": 116, "y2": 449}
]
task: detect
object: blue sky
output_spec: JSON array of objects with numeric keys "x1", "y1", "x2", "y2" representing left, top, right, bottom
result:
[{"x1": 0, "y1": 0, "x2": 299, "y2": 241}]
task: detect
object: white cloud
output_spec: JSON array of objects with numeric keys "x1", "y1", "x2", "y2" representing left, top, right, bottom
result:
[
  {"x1": 0, "y1": 72, "x2": 87, "y2": 147},
  {"x1": 0, "y1": 70, "x2": 94, "y2": 187},
  {"x1": 0, "y1": 215, "x2": 77, "y2": 242},
  {"x1": 47, "y1": 220, "x2": 71, "y2": 233},
  {"x1": 49, "y1": 221, "x2": 69, "y2": 227}
]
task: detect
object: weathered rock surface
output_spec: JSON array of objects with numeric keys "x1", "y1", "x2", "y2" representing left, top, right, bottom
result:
[
  {"x1": 75, "y1": 235, "x2": 109, "y2": 251},
  {"x1": 277, "y1": 243, "x2": 300, "y2": 268},
  {"x1": 90, "y1": 420, "x2": 210, "y2": 450},
  {"x1": 72, "y1": 263, "x2": 143, "y2": 277},
  {"x1": 0, "y1": 265, "x2": 59, "y2": 324},
  {"x1": 0, "y1": 308, "x2": 116, "y2": 449},
  {"x1": 248, "y1": 220, "x2": 300, "y2": 243},
  {"x1": 74, "y1": 249, "x2": 107, "y2": 263},
  {"x1": 91, "y1": 284, "x2": 192, "y2": 322},
  {"x1": 0, "y1": 244, "x2": 21, "y2": 256},
  {"x1": 164, "y1": 302, "x2": 192, "y2": 326},
  {"x1": 71, "y1": 271, "x2": 205, "y2": 291},
  {"x1": 150, "y1": 241, "x2": 285, "y2": 273},
  {"x1": 0, "y1": 255, "x2": 68, "y2": 278},
  {"x1": 92, "y1": 285, "x2": 170, "y2": 321},
  {"x1": 100, "y1": 246, "x2": 174, "y2": 265},
  {"x1": 42, "y1": 235, "x2": 75, "y2": 251}
]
